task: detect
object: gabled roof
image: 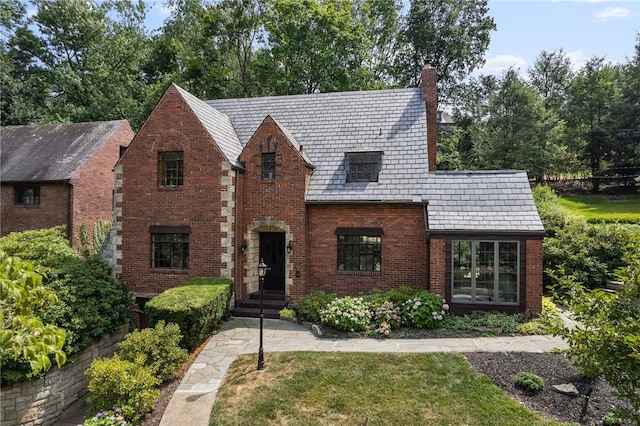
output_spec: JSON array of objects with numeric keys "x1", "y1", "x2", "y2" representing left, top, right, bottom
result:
[
  {"x1": 425, "y1": 171, "x2": 544, "y2": 233},
  {"x1": 269, "y1": 116, "x2": 314, "y2": 167},
  {"x1": 1, "y1": 120, "x2": 127, "y2": 183},
  {"x1": 207, "y1": 88, "x2": 430, "y2": 203},
  {"x1": 173, "y1": 84, "x2": 244, "y2": 168}
]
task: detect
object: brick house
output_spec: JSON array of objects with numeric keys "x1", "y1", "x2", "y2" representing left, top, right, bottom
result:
[
  {"x1": 115, "y1": 65, "x2": 544, "y2": 318},
  {"x1": 1, "y1": 120, "x2": 133, "y2": 252}
]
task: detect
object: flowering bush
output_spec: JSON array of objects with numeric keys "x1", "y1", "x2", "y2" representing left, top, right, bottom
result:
[
  {"x1": 373, "y1": 301, "x2": 402, "y2": 328},
  {"x1": 84, "y1": 408, "x2": 127, "y2": 425},
  {"x1": 401, "y1": 291, "x2": 449, "y2": 329},
  {"x1": 320, "y1": 297, "x2": 372, "y2": 332}
]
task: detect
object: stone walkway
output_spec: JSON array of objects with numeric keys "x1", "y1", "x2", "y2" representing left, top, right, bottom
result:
[{"x1": 158, "y1": 317, "x2": 568, "y2": 426}]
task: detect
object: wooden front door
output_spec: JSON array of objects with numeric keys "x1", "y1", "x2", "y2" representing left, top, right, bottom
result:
[{"x1": 259, "y1": 232, "x2": 285, "y2": 292}]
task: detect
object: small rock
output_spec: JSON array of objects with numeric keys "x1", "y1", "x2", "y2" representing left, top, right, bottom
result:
[
  {"x1": 553, "y1": 383, "x2": 579, "y2": 396},
  {"x1": 311, "y1": 324, "x2": 322, "y2": 337}
]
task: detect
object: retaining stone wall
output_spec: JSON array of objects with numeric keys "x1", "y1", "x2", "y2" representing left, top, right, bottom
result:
[{"x1": 0, "y1": 323, "x2": 128, "y2": 426}]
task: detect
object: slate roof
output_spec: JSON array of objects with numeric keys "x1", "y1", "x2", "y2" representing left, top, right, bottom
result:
[
  {"x1": 174, "y1": 84, "x2": 244, "y2": 168},
  {"x1": 1, "y1": 120, "x2": 126, "y2": 182},
  {"x1": 207, "y1": 88, "x2": 430, "y2": 203},
  {"x1": 425, "y1": 171, "x2": 544, "y2": 233},
  {"x1": 201, "y1": 88, "x2": 542, "y2": 233}
]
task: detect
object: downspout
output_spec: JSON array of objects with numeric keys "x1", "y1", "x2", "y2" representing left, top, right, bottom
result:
[{"x1": 64, "y1": 179, "x2": 73, "y2": 245}]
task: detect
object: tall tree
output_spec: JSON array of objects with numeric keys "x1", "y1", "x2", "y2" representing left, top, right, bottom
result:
[
  {"x1": 527, "y1": 49, "x2": 574, "y2": 112},
  {"x1": 482, "y1": 68, "x2": 567, "y2": 181},
  {"x1": 1, "y1": 0, "x2": 152, "y2": 128},
  {"x1": 257, "y1": 0, "x2": 369, "y2": 94},
  {"x1": 564, "y1": 58, "x2": 623, "y2": 190},
  {"x1": 398, "y1": 0, "x2": 495, "y2": 94},
  {"x1": 354, "y1": 0, "x2": 402, "y2": 87}
]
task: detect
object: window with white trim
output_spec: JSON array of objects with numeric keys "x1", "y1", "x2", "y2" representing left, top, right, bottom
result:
[{"x1": 452, "y1": 240, "x2": 519, "y2": 304}]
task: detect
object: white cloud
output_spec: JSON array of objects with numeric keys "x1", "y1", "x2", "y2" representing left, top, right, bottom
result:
[
  {"x1": 159, "y1": 5, "x2": 175, "y2": 15},
  {"x1": 27, "y1": 7, "x2": 37, "y2": 17},
  {"x1": 566, "y1": 50, "x2": 587, "y2": 71},
  {"x1": 480, "y1": 55, "x2": 528, "y2": 74},
  {"x1": 594, "y1": 6, "x2": 631, "y2": 21}
]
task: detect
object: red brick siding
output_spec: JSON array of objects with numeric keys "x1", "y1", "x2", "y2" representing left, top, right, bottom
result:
[
  {"x1": 117, "y1": 86, "x2": 231, "y2": 296},
  {"x1": 428, "y1": 237, "x2": 446, "y2": 297},
  {"x1": 1, "y1": 184, "x2": 69, "y2": 236},
  {"x1": 69, "y1": 121, "x2": 133, "y2": 251},
  {"x1": 307, "y1": 204, "x2": 429, "y2": 297},
  {"x1": 525, "y1": 239, "x2": 543, "y2": 315},
  {"x1": 1, "y1": 122, "x2": 132, "y2": 253},
  {"x1": 236, "y1": 117, "x2": 312, "y2": 300}
]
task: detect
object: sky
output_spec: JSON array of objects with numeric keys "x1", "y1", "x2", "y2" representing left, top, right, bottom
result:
[{"x1": 141, "y1": 0, "x2": 640, "y2": 77}]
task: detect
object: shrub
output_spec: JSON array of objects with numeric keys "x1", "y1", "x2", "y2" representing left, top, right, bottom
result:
[
  {"x1": 515, "y1": 372, "x2": 545, "y2": 392},
  {"x1": 145, "y1": 277, "x2": 232, "y2": 351},
  {"x1": 117, "y1": 321, "x2": 188, "y2": 383},
  {"x1": 0, "y1": 229, "x2": 131, "y2": 384},
  {"x1": 279, "y1": 308, "x2": 296, "y2": 318},
  {"x1": 401, "y1": 291, "x2": 448, "y2": 329},
  {"x1": 86, "y1": 355, "x2": 160, "y2": 424},
  {"x1": 555, "y1": 245, "x2": 640, "y2": 423},
  {"x1": 517, "y1": 297, "x2": 563, "y2": 335},
  {"x1": 320, "y1": 297, "x2": 372, "y2": 332},
  {"x1": 291, "y1": 291, "x2": 337, "y2": 322},
  {"x1": 372, "y1": 301, "x2": 401, "y2": 329}
]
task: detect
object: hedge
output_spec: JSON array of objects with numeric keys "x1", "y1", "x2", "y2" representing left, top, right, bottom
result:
[{"x1": 144, "y1": 277, "x2": 233, "y2": 351}]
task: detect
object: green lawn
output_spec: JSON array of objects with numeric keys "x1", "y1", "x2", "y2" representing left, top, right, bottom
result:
[
  {"x1": 558, "y1": 194, "x2": 640, "y2": 223},
  {"x1": 209, "y1": 352, "x2": 566, "y2": 426}
]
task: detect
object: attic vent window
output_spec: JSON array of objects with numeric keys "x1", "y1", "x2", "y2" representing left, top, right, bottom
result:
[{"x1": 346, "y1": 152, "x2": 382, "y2": 183}]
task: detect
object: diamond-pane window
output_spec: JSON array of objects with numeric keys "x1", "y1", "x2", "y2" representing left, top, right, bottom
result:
[
  {"x1": 262, "y1": 152, "x2": 276, "y2": 180},
  {"x1": 346, "y1": 152, "x2": 382, "y2": 182}
]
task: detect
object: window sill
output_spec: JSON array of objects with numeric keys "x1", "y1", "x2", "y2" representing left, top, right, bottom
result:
[
  {"x1": 337, "y1": 270, "x2": 381, "y2": 276},
  {"x1": 149, "y1": 268, "x2": 189, "y2": 274}
]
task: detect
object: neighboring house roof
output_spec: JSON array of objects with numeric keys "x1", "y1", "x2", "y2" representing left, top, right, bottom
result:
[
  {"x1": 207, "y1": 88, "x2": 430, "y2": 203},
  {"x1": 425, "y1": 171, "x2": 544, "y2": 233},
  {"x1": 1, "y1": 120, "x2": 128, "y2": 183},
  {"x1": 173, "y1": 84, "x2": 244, "y2": 168}
]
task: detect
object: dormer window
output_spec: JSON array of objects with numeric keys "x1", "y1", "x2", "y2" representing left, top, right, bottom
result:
[{"x1": 345, "y1": 151, "x2": 382, "y2": 183}]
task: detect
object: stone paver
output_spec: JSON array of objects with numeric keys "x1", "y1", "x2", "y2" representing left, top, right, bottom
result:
[{"x1": 159, "y1": 317, "x2": 568, "y2": 426}]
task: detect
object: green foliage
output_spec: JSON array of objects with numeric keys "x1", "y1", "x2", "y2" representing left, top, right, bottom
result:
[
  {"x1": 290, "y1": 290, "x2": 337, "y2": 322},
  {"x1": 42, "y1": 256, "x2": 132, "y2": 355},
  {"x1": 555, "y1": 245, "x2": 640, "y2": 422},
  {"x1": 0, "y1": 228, "x2": 130, "y2": 384},
  {"x1": 117, "y1": 321, "x2": 188, "y2": 383},
  {"x1": 515, "y1": 372, "x2": 545, "y2": 392},
  {"x1": 86, "y1": 355, "x2": 160, "y2": 424},
  {"x1": 320, "y1": 297, "x2": 373, "y2": 332},
  {"x1": 361, "y1": 286, "x2": 416, "y2": 308},
  {"x1": 533, "y1": 186, "x2": 640, "y2": 290},
  {"x1": 0, "y1": 227, "x2": 76, "y2": 273},
  {"x1": 400, "y1": 290, "x2": 448, "y2": 329},
  {"x1": 278, "y1": 308, "x2": 296, "y2": 318},
  {"x1": 517, "y1": 297, "x2": 563, "y2": 335},
  {"x1": 372, "y1": 301, "x2": 402, "y2": 329},
  {"x1": 602, "y1": 411, "x2": 623, "y2": 426},
  {"x1": 93, "y1": 220, "x2": 111, "y2": 253},
  {"x1": 0, "y1": 252, "x2": 66, "y2": 379},
  {"x1": 145, "y1": 277, "x2": 232, "y2": 351}
]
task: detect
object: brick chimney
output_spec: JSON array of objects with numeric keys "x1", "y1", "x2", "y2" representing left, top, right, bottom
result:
[{"x1": 421, "y1": 64, "x2": 437, "y2": 172}]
